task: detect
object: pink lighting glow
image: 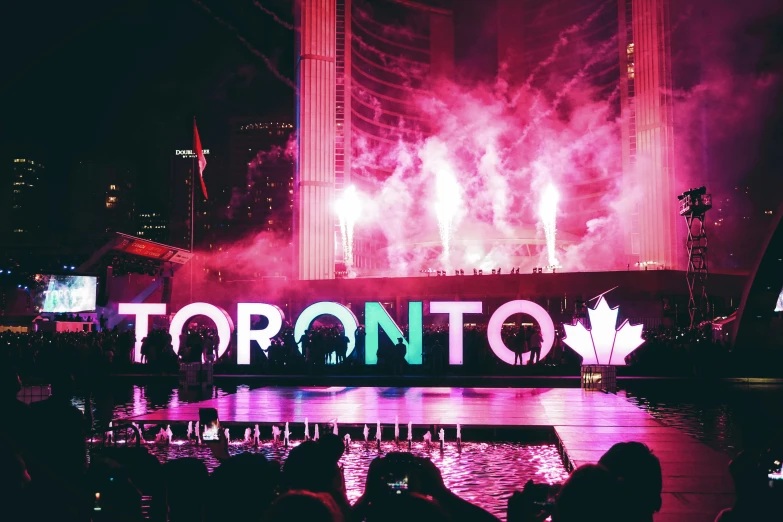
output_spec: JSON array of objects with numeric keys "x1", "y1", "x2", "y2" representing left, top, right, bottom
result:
[
  {"x1": 562, "y1": 297, "x2": 644, "y2": 365},
  {"x1": 169, "y1": 302, "x2": 234, "y2": 361},
  {"x1": 118, "y1": 303, "x2": 167, "y2": 363},
  {"x1": 293, "y1": 302, "x2": 358, "y2": 360},
  {"x1": 236, "y1": 303, "x2": 285, "y2": 365},
  {"x1": 336, "y1": 185, "x2": 362, "y2": 276},
  {"x1": 430, "y1": 301, "x2": 483, "y2": 365},
  {"x1": 538, "y1": 183, "x2": 559, "y2": 268},
  {"x1": 487, "y1": 300, "x2": 555, "y2": 365}
]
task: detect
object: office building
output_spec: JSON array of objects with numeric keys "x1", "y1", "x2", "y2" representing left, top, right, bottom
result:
[
  {"x1": 135, "y1": 210, "x2": 169, "y2": 243},
  {"x1": 228, "y1": 119, "x2": 295, "y2": 239},
  {"x1": 295, "y1": 0, "x2": 454, "y2": 279},
  {"x1": 8, "y1": 157, "x2": 45, "y2": 240}
]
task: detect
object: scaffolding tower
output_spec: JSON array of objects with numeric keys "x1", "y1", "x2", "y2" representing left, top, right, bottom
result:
[{"x1": 678, "y1": 187, "x2": 712, "y2": 328}]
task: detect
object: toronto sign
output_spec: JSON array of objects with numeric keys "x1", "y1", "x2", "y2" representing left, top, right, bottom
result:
[{"x1": 119, "y1": 297, "x2": 644, "y2": 366}]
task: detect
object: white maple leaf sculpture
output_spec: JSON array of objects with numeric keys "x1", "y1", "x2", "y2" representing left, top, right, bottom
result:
[{"x1": 562, "y1": 297, "x2": 644, "y2": 365}]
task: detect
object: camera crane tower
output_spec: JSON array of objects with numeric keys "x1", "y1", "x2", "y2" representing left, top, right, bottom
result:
[{"x1": 678, "y1": 187, "x2": 712, "y2": 328}]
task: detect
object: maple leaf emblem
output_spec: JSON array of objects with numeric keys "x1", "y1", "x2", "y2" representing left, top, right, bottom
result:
[{"x1": 562, "y1": 297, "x2": 644, "y2": 365}]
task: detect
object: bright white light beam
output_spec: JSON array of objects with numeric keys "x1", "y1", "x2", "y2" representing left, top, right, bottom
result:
[
  {"x1": 336, "y1": 185, "x2": 362, "y2": 275},
  {"x1": 539, "y1": 183, "x2": 559, "y2": 268}
]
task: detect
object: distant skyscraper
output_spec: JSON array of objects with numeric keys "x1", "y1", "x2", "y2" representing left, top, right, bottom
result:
[
  {"x1": 618, "y1": 0, "x2": 678, "y2": 269},
  {"x1": 169, "y1": 147, "x2": 214, "y2": 250},
  {"x1": 228, "y1": 119, "x2": 294, "y2": 238},
  {"x1": 8, "y1": 157, "x2": 45, "y2": 240},
  {"x1": 135, "y1": 209, "x2": 168, "y2": 243},
  {"x1": 295, "y1": 0, "x2": 455, "y2": 279},
  {"x1": 69, "y1": 160, "x2": 137, "y2": 248},
  {"x1": 295, "y1": 0, "x2": 338, "y2": 280},
  {"x1": 104, "y1": 180, "x2": 135, "y2": 235}
]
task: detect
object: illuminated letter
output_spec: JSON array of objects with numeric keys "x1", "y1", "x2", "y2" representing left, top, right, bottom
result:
[
  {"x1": 293, "y1": 302, "x2": 358, "y2": 362},
  {"x1": 430, "y1": 301, "x2": 482, "y2": 365},
  {"x1": 562, "y1": 297, "x2": 644, "y2": 365},
  {"x1": 365, "y1": 302, "x2": 423, "y2": 365},
  {"x1": 169, "y1": 303, "x2": 234, "y2": 361},
  {"x1": 487, "y1": 300, "x2": 555, "y2": 365},
  {"x1": 236, "y1": 303, "x2": 285, "y2": 365},
  {"x1": 118, "y1": 303, "x2": 167, "y2": 363}
]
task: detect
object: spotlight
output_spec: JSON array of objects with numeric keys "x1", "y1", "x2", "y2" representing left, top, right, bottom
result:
[
  {"x1": 436, "y1": 270, "x2": 442, "y2": 276},
  {"x1": 479, "y1": 269, "x2": 483, "y2": 275},
  {"x1": 497, "y1": 268, "x2": 501, "y2": 275},
  {"x1": 515, "y1": 267, "x2": 520, "y2": 274},
  {"x1": 538, "y1": 268, "x2": 543, "y2": 274},
  {"x1": 533, "y1": 267, "x2": 537, "y2": 274},
  {"x1": 491, "y1": 269, "x2": 496, "y2": 275},
  {"x1": 473, "y1": 269, "x2": 477, "y2": 275},
  {"x1": 455, "y1": 270, "x2": 459, "y2": 276},
  {"x1": 70, "y1": 266, "x2": 75, "y2": 270},
  {"x1": 459, "y1": 269, "x2": 464, "y2": 275}
]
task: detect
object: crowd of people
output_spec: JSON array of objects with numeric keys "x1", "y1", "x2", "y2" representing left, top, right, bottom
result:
[
  {"x1": 0, "y1": 330, "x2": 134, "y2": 383},
  {"x1": 1, "y1": 362, "x2": 775, "y2": 521},
  {"x1": 0, "y1": 318, "x2": 735, "y2": 380}
]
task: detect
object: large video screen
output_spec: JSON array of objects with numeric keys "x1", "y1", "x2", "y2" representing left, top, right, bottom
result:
[{"x1": 34, "y1": 275, "x2": 97, "y2": 313}]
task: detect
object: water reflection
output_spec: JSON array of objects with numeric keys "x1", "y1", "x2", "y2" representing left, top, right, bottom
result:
[
  {"x1": 621, "y1": 382, "x2": 783, "y2": 457},
  {"x1": 80, "y1": 383, "x2": 569, "y2": 520},
  {"x1": 102, "y1": 438, "x2": 567, "y2": 520}
]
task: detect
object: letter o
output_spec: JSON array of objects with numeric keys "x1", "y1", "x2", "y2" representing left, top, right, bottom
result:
[
  {"x1": 293, "y1": 302, "x2": 358, "y2": 361},
  {"x1": 487, "y1": 300, "x2": 555, "y2": 365},
  {"x1": 170, "y1": 303, "x2": 235, "y2": 361}
]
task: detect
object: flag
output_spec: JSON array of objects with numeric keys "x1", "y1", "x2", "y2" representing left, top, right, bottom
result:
[{"x1": 193, "y1": 117, "x2": 208, "y2": 199}]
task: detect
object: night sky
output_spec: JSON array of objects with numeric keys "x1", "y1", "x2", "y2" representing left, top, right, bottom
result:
[
  {"x1": 0, "y1": 0, "x2": 296, "y2": 197},
  {"x1": 1, "y1": 0, "x2": 782, "y2": 268}
]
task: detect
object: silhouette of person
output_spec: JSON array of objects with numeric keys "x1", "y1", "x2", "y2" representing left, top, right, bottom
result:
[
  {"x1": 513, "y1": 329, "x2": 527, "y2": 366},
  {"x1": 431, "y1": 340, "x2": 444, "y2": 375},
  {"x1": 394, "y1": 338, "x2": 407, "y2": 374},
  {"x1": 599, "y1": 442, "x2": 662, "y2": 522},
  {"x1": 298, "y1": 330, "x2": 312, "y2": 364},
  {"x1": 528, "y1": 327, "x2": 543, "y2": 365},
  {"x1": 336, "y1": 331, "x2": 349, "y2": 364},
  {"x1": 354, "y1": 326, "x2": 366, "y2": 364}
]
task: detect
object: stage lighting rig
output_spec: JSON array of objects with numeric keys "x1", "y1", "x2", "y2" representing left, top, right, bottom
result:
[
  {"x1": 678, "y1": 186, "x2": 712, "y2": 216},
  {"x1": 678, "y1": 186, "x2": 711, "y2": 328}
]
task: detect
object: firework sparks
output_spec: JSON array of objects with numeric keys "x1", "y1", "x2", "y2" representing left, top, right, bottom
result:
[
  {"x1": 539, "y1": 183, "x2": 560, "y2": 268},
  {"x1": 336, "y1": 186, "x2": 362, "y2": 276},
  {"x1": 434, "y1": 162, "x2": 460, "y2": 265}
]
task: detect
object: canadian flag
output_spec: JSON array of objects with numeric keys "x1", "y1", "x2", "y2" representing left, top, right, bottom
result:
[{"x1": 193, "y1": 117, "x2": 208, "y2": 199}]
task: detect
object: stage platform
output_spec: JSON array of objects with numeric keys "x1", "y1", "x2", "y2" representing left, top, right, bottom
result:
[{"x1": 123, "y1": 387, "x2": 734, "y2": 521}]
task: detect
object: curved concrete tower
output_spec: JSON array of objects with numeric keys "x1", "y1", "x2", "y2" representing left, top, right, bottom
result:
[{"x1": 295, "y1": 0, "x2": 336, "y2": 280}]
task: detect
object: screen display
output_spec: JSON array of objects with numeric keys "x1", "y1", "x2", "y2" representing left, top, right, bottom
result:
[
  {"x1": 34, "y1": 275, "x2": 97, "y2": 313},
  {"x1": 775, "y1": 286, "x2": 783, "y2": 312},
  {"x1": 199, "y1": 408, "x2": 220, "y2": 441}
]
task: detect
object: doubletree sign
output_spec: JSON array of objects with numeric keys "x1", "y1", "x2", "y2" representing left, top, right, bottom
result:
[{"x1": 119, "y1": 298, "x2": 642, "y2": 366}]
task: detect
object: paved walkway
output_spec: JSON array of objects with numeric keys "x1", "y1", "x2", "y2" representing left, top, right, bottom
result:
[{"x1": 123, "y1": 386, "x2": 734, "y2": 521}]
